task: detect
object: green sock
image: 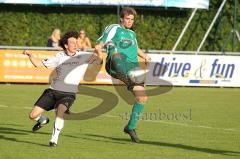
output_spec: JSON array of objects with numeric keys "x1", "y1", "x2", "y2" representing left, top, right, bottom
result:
[{"x1": 127, "y1": 102, "x2": 144, "y2": 130}]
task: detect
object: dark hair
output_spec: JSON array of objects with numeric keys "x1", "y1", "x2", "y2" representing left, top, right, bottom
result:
[
  {"x1": 120, "y1": 7, "x2": 137, "y2": 19},
  {"x1": 60, "y1": 31, "x2": 79, "y2": 50}
]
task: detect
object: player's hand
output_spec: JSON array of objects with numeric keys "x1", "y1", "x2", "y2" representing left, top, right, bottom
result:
[
  {"x1": 88, "y1": 53, "x2": 103, "y2": 65},
  {"x1": 23, "y1": 50, "x2": 32, "y2": 57},
  {"x1": 144, "y1": 55, "x2": 151, "y2": 67}
]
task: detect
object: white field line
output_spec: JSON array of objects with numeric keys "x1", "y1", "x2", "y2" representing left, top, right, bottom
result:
[
  {"x1": 0, "y1": 104, "x2": 239, "y2": 133},
  {"x1": 142, "y1": 120, "x2": 240, "y2": 133},
  {"x1": 0, "y1": 104, "x2": 31, "y2": 110},
  {"x1": 0, "y1": 105, "x2": 8, "y2": 108}
]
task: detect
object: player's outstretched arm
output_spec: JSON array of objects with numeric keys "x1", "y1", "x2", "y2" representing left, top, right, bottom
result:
[
  {"x1": 88, "y1": 42, "x2": 104, "y2": 65},
  {"x1": 23, "y1": 50, "x2": 44, "y2": 67}
]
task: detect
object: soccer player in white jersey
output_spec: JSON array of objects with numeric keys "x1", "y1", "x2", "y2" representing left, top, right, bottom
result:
[
  {"x1": 23, "y1": 31, "x2": 89, "y2": 147},
  {"x1": 90, "y1": 7, "x2": 151, "y2": 143}
]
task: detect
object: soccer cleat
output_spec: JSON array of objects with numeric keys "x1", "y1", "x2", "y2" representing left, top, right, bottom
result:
[
  {"x1": 49, "y1": 142, "x2": 57, "y2": 147},
  {"x1": 123, "y1": 126, "x2": 140, "y2": 143},
  {"x1": 32, "y1": 118, "x2": 50, "y2": 132},
  {"x1": 32, "y1": 122, "x2": 42, "y2": 132}
]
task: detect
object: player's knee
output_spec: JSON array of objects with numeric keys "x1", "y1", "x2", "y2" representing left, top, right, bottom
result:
[
  {"x1": 112, "y1": 53, "x2": 123, "y2": 60},
  {"x1": 29, "y1": 112, "x2": 38, "y2": 120},
  {"x1": 136, "y1": 95, "x2": 148, "y2": 103},
  {"x1": 56, "y1": 104, "x2": 68, "y2": 118}
]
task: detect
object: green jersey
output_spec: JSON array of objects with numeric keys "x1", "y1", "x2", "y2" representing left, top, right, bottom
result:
[{"x1": 97, "y1": 24, "x2": 139, "y2": 64}]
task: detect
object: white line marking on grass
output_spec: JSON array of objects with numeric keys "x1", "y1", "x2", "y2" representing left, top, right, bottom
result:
[
  {"x1": 142, "y1": 119, "x2": 240, "y2": 133},
  {"x1": 0, "y1": 104, "x2": 8, "y2": 108},
  {"x1": 0, "y1": 104, "x2": 31, "y2": 110},
  {"x1": 97, "y1": 114, "x2": 118, "y2": 118},
  {"x1": 23, "y1": 107, "x2": 32, "y2": 110}
]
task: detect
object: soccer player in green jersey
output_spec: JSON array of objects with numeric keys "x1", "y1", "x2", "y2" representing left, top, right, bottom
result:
[{"x1": 90, "y1": 7, "x2": 151, "y2": 143}]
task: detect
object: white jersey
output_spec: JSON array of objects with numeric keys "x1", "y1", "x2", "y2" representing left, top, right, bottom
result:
[{"x1": 42, "y1": 51, "x2": 91, "y2": 93}]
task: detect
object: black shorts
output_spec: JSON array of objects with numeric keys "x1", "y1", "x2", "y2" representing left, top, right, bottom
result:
[
  {"x1": 34, "y1": 89, "x2": 76, "y2": 111},
  {"x1": 105, "y1": 62, "x2": 144, "y2": 91}
]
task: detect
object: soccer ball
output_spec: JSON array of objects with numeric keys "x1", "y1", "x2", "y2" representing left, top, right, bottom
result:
[{"x1": 128, "y1": 67, "x2": 147, "y2": 84}]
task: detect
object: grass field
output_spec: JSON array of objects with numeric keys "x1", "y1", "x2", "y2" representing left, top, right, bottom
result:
[{"x1": 0, "y1": 84, "x2": 239, "y2": 159}]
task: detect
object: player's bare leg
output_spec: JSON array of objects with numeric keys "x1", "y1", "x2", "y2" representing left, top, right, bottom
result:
[
  {"x1": 49, "y1": 104, "x2": 67, "y2": 147},
  {"x1": 29, "y1": 106, "x2": 49, "y2": 132}
]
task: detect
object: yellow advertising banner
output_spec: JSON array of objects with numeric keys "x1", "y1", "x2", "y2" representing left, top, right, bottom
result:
[{"x1": 0, "y1": 50, "x2": 55, "y2": 83}]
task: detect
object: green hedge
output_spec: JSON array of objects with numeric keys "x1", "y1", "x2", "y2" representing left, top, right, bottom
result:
[{"x1": 0, "y1": 1, "x2": 239, "y2": 51}]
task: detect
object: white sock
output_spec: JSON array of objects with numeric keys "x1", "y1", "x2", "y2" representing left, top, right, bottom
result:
[
  {"x1": 50, "y1": 117, "x2": 64, "y2": 144},
  {"x1": 34, "y1": 115, "x2": 41, "y2": 121}
]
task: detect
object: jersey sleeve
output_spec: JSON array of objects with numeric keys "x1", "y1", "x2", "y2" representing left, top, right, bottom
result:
[
  {"x1": 42, "y1": 54, "x2": 60, "y2": 68},
  {"x1": 97, "y1": 24, "x2": 119, "y2": 45}
]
